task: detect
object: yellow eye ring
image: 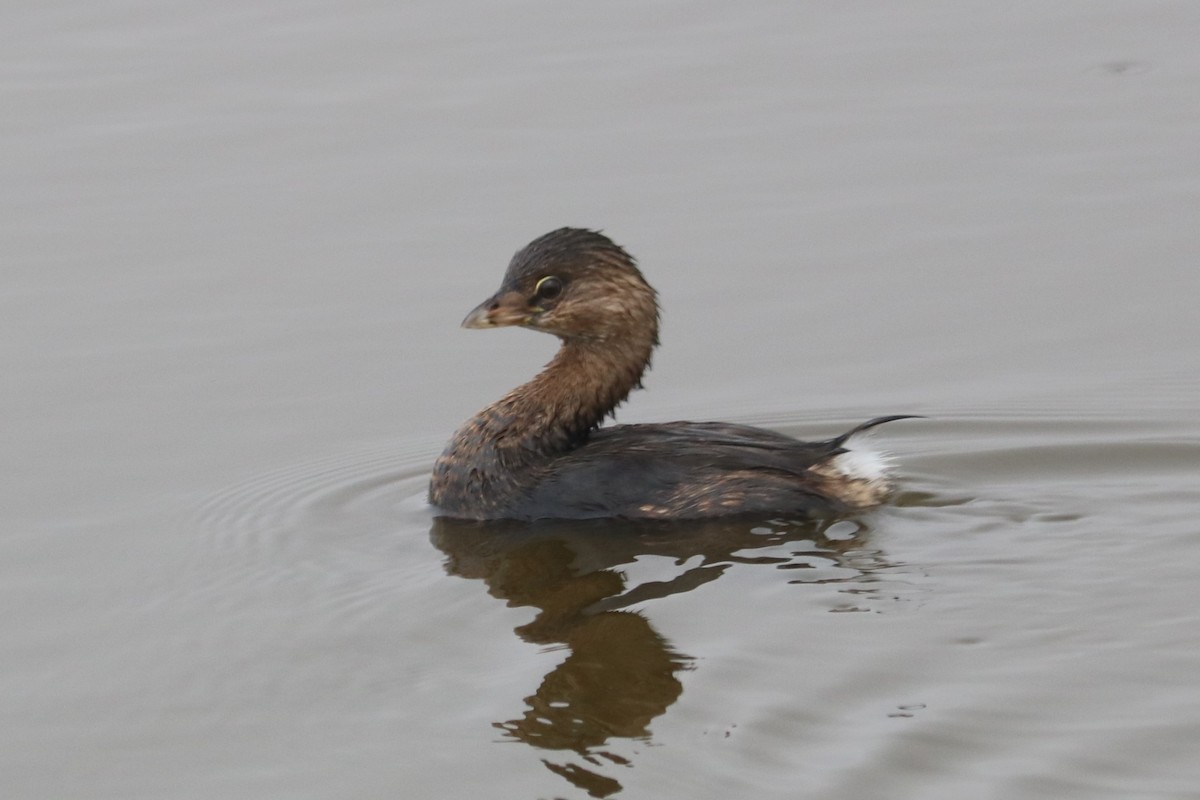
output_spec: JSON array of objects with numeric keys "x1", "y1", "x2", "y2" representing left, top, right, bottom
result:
[{"x1": 534, "y1": 276, "x2": 563, "y2": 301}]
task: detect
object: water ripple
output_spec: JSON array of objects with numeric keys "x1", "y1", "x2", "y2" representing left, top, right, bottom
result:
[{"x1": 191, "y1": 437, "x2": 438, "y2": 617}]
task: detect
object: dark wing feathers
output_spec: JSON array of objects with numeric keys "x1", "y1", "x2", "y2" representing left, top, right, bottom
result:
[{"x1": 514, "y1": 421, "x2": 847, "y2": 519}]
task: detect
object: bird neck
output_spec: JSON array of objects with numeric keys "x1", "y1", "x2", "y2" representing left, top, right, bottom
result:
[{"x1": 492, "y1": 332, "x2": 655, "y2": 456}]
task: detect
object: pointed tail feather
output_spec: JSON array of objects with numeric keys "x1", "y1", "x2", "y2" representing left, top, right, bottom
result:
[{"x1": 828, "y1": 415, "x2": 923, "y2": 450}]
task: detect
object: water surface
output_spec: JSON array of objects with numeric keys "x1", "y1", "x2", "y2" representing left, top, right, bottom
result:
[{"x1": 3, "y1": 2, "x2": 1199, "y2": 798}]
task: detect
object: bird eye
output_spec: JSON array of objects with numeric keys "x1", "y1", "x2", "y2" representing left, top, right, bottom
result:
[{"x1": 534, "y1": 276, "x2": 563, "y2": 301}]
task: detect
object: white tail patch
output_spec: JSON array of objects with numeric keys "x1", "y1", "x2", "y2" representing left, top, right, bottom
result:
[
  {"x1": 810, "y1": 432, "x2": 897, "y2": 508},
  {"x1": 831, "y1": 438, "x2": 894, "y2": 484}
]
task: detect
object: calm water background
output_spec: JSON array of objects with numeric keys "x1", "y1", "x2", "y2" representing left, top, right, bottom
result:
[{"x1": 4, "y1": 2, "x2": 1199, "y2": 798}]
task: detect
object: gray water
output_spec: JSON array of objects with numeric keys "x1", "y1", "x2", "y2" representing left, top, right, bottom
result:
[{"x1": 4, "y1": 2, "x2": 1200, "y2": 798}]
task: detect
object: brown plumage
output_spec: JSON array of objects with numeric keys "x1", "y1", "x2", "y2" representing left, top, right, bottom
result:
[{"x1": 429, "y1": 228, "x2": 914, "y2": 521}]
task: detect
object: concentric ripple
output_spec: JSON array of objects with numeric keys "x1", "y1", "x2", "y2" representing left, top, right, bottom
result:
[{"x1": 193, "y1": 435, "x2": 441, "y2": 601}]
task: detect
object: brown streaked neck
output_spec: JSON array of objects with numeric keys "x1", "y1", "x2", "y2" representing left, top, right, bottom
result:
[{"x1": 487, "y1": 332, "x2": 656, "y2": 457}]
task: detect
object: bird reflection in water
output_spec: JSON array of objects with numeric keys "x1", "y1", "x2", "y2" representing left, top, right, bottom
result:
[{"x1": 430, "y1": 513, "x2": 898, "y2": 798}]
